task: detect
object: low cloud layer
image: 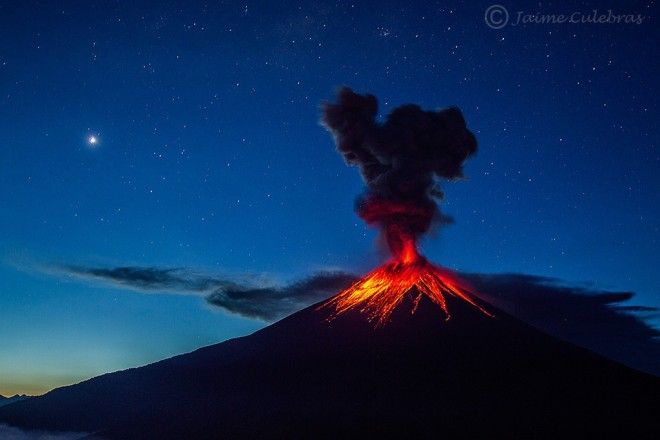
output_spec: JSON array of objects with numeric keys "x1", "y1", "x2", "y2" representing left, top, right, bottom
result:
[
  {"x1": 46, "y1": 263, "x2": 659, "y2": 375},
  {"x1": 0, "y1": 424, "x2": 93, "y2": 440}
]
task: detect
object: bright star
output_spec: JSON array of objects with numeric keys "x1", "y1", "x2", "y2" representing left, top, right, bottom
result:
[{"x1": 88, "y1": 135, "x2": 98, "y2": 146}]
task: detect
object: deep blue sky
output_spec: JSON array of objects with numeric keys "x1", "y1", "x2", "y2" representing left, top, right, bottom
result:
[{"x1": 1, "y1": 0, "x2": 658, "y2": 395}]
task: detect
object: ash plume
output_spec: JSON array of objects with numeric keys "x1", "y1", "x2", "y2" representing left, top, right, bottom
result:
[
  {"x1": 49, "y1": 263, "x2": 356, "y2": 321},
  {"x1": 205, "y1": 272, "x2": 357, "y2": 320},
  {"x1": 321, "y1": 87, "x2": 477, "y2": 258},
  {"x1": 62, "y1": 265, "x2": 226, "y2": 293}
]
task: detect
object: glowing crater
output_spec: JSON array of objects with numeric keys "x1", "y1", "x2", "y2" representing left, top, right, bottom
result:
[{"x1": 321, "y1": 256, "x2": 493, "y2": 326}]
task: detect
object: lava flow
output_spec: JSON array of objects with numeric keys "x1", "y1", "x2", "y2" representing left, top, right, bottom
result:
[{"x1": 321, "y1": 240, "x2": 494, "y2": 326}]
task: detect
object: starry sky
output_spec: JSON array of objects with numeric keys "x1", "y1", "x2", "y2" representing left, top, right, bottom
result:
[{"x1": 1, "y1": 1, "x2": 658, "y2": 396}]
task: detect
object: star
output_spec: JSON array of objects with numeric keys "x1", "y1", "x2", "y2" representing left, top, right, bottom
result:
[{"x1": 87, "y1": 135, "x2": 98, "y2": 146}]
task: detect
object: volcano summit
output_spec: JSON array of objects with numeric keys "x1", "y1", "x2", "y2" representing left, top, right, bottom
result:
[{"x1": 321, "y1": 256, "x2": 493, "y2": 326}]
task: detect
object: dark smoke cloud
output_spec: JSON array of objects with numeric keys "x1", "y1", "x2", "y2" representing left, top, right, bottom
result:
[
  {"x1": 321, "y1": 87, "x2": 477, "y2": 257},
  {"x1": 53, "y1": 264, "x2": 356, "y2": 321},
  {"x1": 205, "y1": 272, "x2": 357, "y2": 320},
  {"x1": 62, "y1": 265, "x2": 229, "y2": 292}
]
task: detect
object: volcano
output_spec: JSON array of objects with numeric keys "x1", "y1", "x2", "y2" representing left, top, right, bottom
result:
[{"x1": 1, "y1": 277, "x2": 658, "y2": 439}]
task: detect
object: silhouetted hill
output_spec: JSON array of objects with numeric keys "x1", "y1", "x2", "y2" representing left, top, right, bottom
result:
[
  {"x1": 0, "y1": 394, "x2": 31, "y2": 408},
  {"x1": 1, "y1": 291, "x2": 658, "y2": 438}
]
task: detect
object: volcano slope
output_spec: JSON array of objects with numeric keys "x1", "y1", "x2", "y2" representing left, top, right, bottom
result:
[{"x1": 1, "y1": 290, "x2": 658, "y2": 439}]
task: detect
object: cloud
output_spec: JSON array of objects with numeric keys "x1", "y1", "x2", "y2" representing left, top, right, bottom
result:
[
  {"x1": 51, "y1": 264, "x2": 356, "y2": 321},
  {"x1": 0, "y1": 424, "x2": 94, "y2": 440},
  {"x1": 205, "y1": 272, "x2": 357, "y2": 320},
  {"x1": 60, "y1": 265, "x2": 232, "y2": 293}
]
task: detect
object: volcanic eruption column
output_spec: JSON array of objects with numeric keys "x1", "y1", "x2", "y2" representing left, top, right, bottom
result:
[{"x1": 320, "y1": 87, "x2": 493, "y2": 325}]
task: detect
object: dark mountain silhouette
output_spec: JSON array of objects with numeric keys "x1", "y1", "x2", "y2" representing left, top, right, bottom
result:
[
  {"x1": 0, "y1": 394, "x2": 31, "y2": 408},
  {"x1": 1, "y1": 291, "x2": 658, "y2": 439}
]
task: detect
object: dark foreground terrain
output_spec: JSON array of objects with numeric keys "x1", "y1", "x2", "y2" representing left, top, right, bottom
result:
[
  {"x1": 0, "y1": 394, "x2": 30, "y2": 408},
  {"x1": 1, "y1": 291, "x2": 658, "y2": 439}
]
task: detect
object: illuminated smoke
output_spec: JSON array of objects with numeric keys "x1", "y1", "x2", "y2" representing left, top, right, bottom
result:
[{"x1": 320, "y1": 87, "x2": 489, "y2": 324}]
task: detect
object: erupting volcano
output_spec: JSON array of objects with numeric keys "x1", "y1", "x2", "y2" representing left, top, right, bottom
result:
[
  {"x1": 2, "y1": 88, "x2": 659, "y2": 440},
  {"x1": 321, "y1": 87, "x2": 490, "y2": 324}
]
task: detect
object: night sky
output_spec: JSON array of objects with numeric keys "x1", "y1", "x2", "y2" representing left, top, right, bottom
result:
[{"x1": 1, "y1": 1, "x2": 658, "y2": 396}]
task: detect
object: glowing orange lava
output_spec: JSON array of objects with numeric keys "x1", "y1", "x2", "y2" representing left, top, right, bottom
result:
[{"x1": 321, "y1": 248, "x2": 493, "y2": 326}]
